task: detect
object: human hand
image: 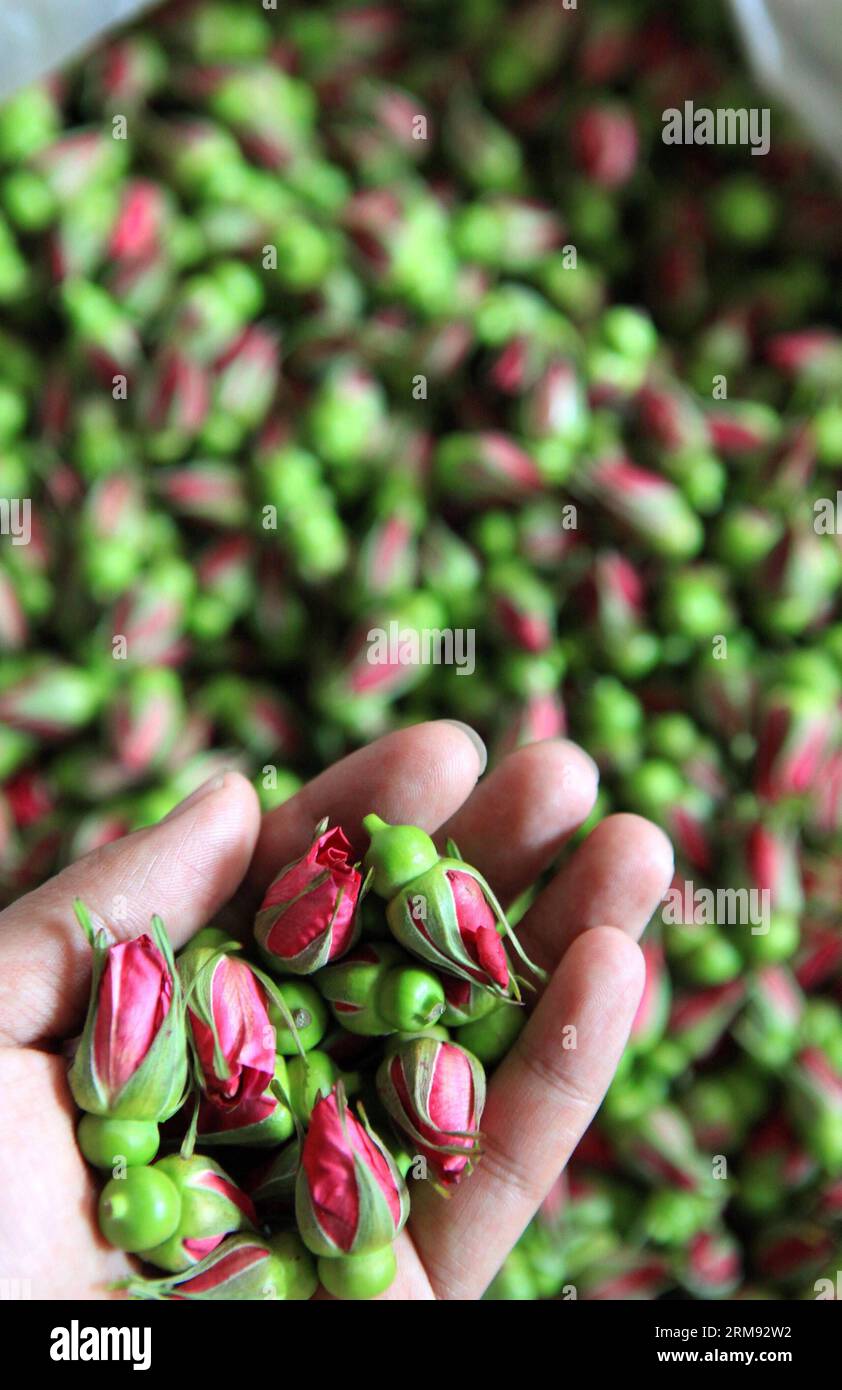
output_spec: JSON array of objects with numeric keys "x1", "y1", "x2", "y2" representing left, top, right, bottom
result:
[{"x1": 0, "y1": 722, "x2": 673, "y2": 1300}]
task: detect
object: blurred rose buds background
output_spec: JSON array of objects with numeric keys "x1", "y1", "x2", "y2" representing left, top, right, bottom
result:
[{"x1": 377, "y1": 1036, "x2": 486, "y2": 1188}]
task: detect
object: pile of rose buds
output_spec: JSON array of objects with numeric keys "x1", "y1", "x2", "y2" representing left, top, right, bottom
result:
[
  {"x1": 71, "y1": 815, "x2": 539, "y2": 1299},
  {"x1": 1, "y1": 0, "x2": 841, "y2": 1299}
]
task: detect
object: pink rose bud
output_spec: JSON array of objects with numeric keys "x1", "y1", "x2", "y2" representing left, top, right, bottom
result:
[
  {"x1": 200, "y1": 671, "x2": 298, "y2": 761},
  {"x1": 90, "y1": 35, "x2": 166, "y2": 109},
  {"x1": 356, "y1": 498, "x2": 421, "y2": 601},
  {"x1": 255, "y1": 820, "x2": 363, "y2": 975},
  {"x1": 79, "y1": 473, "x2": 147, "y2": 586},
  {"x1": 319, "y1": 592, "x2": 446, "y2": 713},
  {"x1": 4, "y1": 770, "x2": 53, "y2": 829},
  {"x1": 736, "y1": 820, "x2": 804, "y2": 915},
  {"x1": 109, "y1": 560, "x2": 194, "y2": 668},
  {"x1": 179, "y1": 938, "x2": 293, "y2": 1146},
  {"x1": 786, "y1": 1046, "x2": 842, "y2": 1171},
  {"x1": 214, "y1": 325, "x2": 279, "y2": 429},
  {"x1": 108, "y1": 668, "x2": 184, "y2": 775},
  {"x1": 795, "y1": 917, "x2": 842, "y2": 991},
  {"x1": 692, "y1": 634, "x2": 759, "y2": 741},
  {"x1": 517, "y1": 500, "x2": 579, "y2": 571},
  {"x1": 739, "y1": 1116, "x2": 817, "y2": 1207},
  {"x1": 637, "y1": 378, "x2": 705, "y2": 452},
  {"x1": 105, "y1": 247, "x2": 171, "y2": 320},
  {"x1": 807, "y1": 751, "x2": 842, "y2": 840},
  {"x1": 494, "y1": 691, "x2": 567, "y2": 760},
  {"x1": 676, "y1": 1228, "x2": 742, "y2": 1299},
  {"x1": 753, "y1": 1220, "x2": 836, "y2": 1287},
  {"x1": 464, "y1": 196, "x2": 563, "y2": 270},
  {"x1": 489, "y1": 562, "x2": 555, "y2": 653},
  {"x1": 734, "y1": 965, "x2": 804, "y2": 1066},
  {"x1": 377, "y1": 1037, "x2": 486, "y2": 1188},
  {"x1": 35, "y1": 130, "x2": 118, "y2": 204},
  {"x1": 437, "y1": 869, "x2": 509, "y2": 989},
  {"x1": 668, "y1": 981, "x2": 745, "y2": 1061},
  {"x1": 69, "y1": 903, "x2": 187, "y2": 1122},
  {"x1": 198, "y1": 66, "x2": 312, "y2": 170},
  {"x1": 762, "y1": 423, "x2": 815, "y2": 500},
  {"x1": 0, "y1": 661, "x2": 105, "y2": 737},
  {"x1": 435, "y1": 431, "x2": 544, "y2": 503},
  {"x1": 252, "y1": 551, "x2": 307, "y2": 658},
  {"x1": 766, "y1": 328, "x2": 842, "y2": 378},
  {"x1": 365, "y1": 814, "x2": 543, "y2": 997},
  {"x1": 124, "y1": 1231, "x2": 317, "y2": 1301},
  {"x1": 586, "y1": 550, "x2": 646, "y2": 629},
  {"x1": 327, "y1": 85, "x2": 419, "y2": 179},
  {"x1": 705, "y1": 400, "x2": 780, "y2": 456},
  {"x1": 418, "y1": 318, "x2": 475, "y2": 380},
  {"x1": 522, "y1": 358, "x2": 586, "y2": 439},
  {"x1": 571, "y1": 102, "x2": 638, "y2": 187},
  {"x1": 489, "y1": 336, "x2": 547, "y2": 397},
  {"x1": 754, "y1": 686, "x2": 837, "y2": 802},
  {"x1": 145, "y1": 347, "x2": 211, "y2": 440},
  {"x1": 60, "y1": 280, "x2": 140, "y2": 379},
  {"x1": 140, "y1": 1153, "x2": 257, "y2": 1273},
  {"x1": 758, "y1": 524, "x2": 840, "y2": 635},
  {"x1": 613, "y1": 1104, "x2": 714, "y2": 1195},
  {"x1": 295, "y1": 1088, "x2": 408, "y2": 1257}
]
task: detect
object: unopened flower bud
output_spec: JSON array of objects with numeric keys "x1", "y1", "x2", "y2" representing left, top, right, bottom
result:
[
  {"x1": 295, "y1": 1088, "x2": 408, "y2": 1258},
  {"x1": 255, "y1": 820, "x2": 363, "y2": 974},
  {"x1": 69, "y1": 903, "x2": 187, "y2": 1122}
]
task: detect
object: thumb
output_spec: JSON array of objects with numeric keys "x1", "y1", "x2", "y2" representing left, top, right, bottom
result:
[{"x1": 0, "y1": 772, "x2": 260, "y2": 1047}]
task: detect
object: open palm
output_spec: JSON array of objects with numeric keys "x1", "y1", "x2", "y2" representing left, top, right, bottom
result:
[{"x1": 0, "y1": 722, "x2": 672, "y2": 1300}]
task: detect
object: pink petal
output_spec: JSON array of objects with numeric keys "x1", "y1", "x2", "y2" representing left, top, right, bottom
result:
[{"x1": 93, "y1": 935, "x2": 171, "y2": 1100}]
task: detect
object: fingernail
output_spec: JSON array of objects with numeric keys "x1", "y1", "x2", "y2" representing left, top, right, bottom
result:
[
  {"x1": 162, "y1": 772, "x2": 228, "y2": 822},
  {"x1": 441, "y1": 720, "x2": 488, "y2": 775}
]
